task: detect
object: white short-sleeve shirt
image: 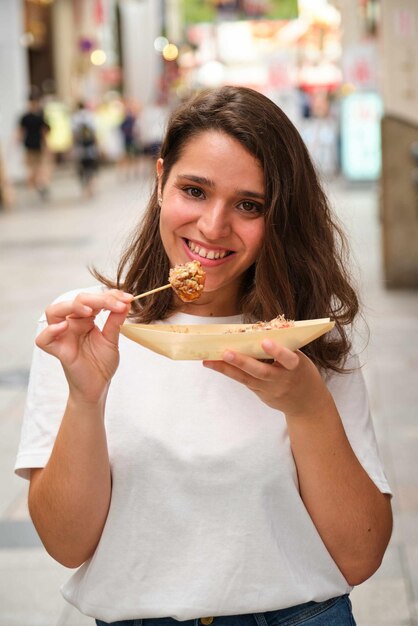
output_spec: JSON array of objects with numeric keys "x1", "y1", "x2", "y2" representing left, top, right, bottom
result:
[{"x1": 15, "y1": 287, "x2": 391, "y2": 622}]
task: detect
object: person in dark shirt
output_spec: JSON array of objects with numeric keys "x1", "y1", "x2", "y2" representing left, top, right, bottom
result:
[
  {"x1": 71, "y1": 102, "x2": 100, "y2": 198},
  {"x1": 18, "y1": 95, "x2": 50, "y2": 199},
  {"x1": 118, "y1": 101, "x2": 142, "y2": 180}
]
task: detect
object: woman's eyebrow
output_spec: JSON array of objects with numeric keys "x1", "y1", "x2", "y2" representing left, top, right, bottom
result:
[
  {"x1": 176, "y1": 174, "x2": 214, "y2": 187},
  {"x1": 176, "y1": 174, "x2": 265, "y2": 200},
  {"x1": 235, "y1": 189, "x2": 265, "y2": 200}
]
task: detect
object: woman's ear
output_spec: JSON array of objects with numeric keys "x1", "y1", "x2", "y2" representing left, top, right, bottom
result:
[{"x1": 156, "y1": 158, "x2": 164, "y2": 199}]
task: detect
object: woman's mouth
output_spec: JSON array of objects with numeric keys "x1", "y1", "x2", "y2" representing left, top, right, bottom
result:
[{"x1": 185, "y1": 239, "x2": 233, "y2": 261}]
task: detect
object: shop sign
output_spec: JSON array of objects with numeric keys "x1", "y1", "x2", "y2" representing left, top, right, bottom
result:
[
  {"x1": 342, "y1": 43, "x2": 378, "y2": 91},
  {"x1": 394, "y1": 8, "x2": 415, "y2": 39},
  {"x1": 183, "y1": 0, "x2": 298, "y2": 23},
  {"x1": 340, "y1": 92, "x2": 383, "y2": 181}
]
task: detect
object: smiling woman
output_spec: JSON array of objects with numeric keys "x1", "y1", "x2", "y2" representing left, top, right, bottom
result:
[
  {"x1": 157, "y1": 130, "x2": 266, "y2": 315},
  {"x1": 15, "y1": 86, "x2": 392, "y2": 626}
]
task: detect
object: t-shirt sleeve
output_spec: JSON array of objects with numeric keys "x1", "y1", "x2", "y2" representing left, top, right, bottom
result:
[
  {"x1": 325, "y1": 354, "x2": 392, "y2": 495},
  {"x1": 14, "y1": 317, "x2": 69, "y2": 480},
  {"x1": 14, "y1": 286, "x2": 107, "y2": 480}
]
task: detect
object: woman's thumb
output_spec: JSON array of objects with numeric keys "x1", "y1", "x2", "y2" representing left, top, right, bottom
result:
[{"x1": 102, "y1": 307, "x2": 130, "y2": 345}]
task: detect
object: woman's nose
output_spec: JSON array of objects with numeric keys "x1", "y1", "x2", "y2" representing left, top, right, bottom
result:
[{"x1": 197, "y1": 203, "x2": 231, "y2": 240}]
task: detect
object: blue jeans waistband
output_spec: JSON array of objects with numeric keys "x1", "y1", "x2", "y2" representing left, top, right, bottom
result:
[{"x1": 95, "y1": 594, "x2": 356, "y2": 626}]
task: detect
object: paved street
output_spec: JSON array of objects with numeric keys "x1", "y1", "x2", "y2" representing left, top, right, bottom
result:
[{"x1": 0, "y1": 163, "x2": 417, "y2": 626}]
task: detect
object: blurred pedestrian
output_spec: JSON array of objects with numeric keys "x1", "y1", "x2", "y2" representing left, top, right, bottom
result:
[
  {"x1": 138, "y1": 96, "x2": 169, "y2": 176},
  {"x1": 118, "y1": 100, "x2": 142, "y2": 180},
  {"x1": 0, "y1": 141, "x2": 15, "y2": 209},
  {"x1": 18, "y1": 94, "x2": 51, "y2": 200},
  {"x1": 71, "y1": 102, "x2": 99, "y2": 198}
]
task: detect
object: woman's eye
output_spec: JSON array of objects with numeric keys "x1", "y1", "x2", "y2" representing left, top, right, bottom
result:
[
  {"x1": 238, "y1": 200, "x2": 264, "y2": 215},
  {"x1": 184, "y1": 187, "x2": 204, "y2": 199}
]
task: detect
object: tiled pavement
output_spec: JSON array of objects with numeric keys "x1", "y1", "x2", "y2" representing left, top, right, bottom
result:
[{"x1": 0, "y1": 164, "x2": 417, "y2": 626}]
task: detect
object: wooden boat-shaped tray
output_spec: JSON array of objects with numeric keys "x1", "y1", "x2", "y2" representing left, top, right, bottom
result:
[{"x1": 120, "y1": 318, "x2": 335, "y2": 361}]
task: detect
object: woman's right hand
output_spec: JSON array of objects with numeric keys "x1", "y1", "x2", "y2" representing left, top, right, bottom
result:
[{"x1": 35, "y1": 290, "x2": 133, "y2": 404}]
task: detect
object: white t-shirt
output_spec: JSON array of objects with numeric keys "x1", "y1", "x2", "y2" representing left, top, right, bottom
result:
[{"x1": 15, "y1": 287, "x2": 391, "y2": 623}]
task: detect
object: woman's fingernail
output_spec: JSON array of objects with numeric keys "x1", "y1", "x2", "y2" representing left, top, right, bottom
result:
[
  {"x1": 122, "y1": 292, "x2": 134, "y2": 300},
  {"x1": 223, "y1": 351, "x2": 235, "y2": 362},
  {"x1": 262, "y1": 339, "x2": 273, "y2": 350}
]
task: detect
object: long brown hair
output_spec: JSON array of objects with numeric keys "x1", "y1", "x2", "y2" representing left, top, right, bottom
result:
[{"x1": 93, "y1": 86, "x2": 360, "y2": 372}]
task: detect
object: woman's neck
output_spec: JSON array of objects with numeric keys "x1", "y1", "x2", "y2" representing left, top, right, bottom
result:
[{"x1": 174, "y1": 294, "x2": 240, "y2": 318}]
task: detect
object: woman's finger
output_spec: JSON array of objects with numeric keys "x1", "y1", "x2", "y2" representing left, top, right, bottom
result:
[
  {"x1": 72, "y1": 291, "x2": 132, "y2": 317},
  {"x1": 107, "y1": 289, "x2": 133, "y2": 303},
  {"x1": 102, "y1": 305, "x2": 131, "y2": 345},
  {"x1": 203, "y1": 359, "x2": 255, "y2": 388},
  {"x1": 220, "y1": 350, "x2": 276, "y2": 381},
  {"x1": 35, "y1": 320, "x2": 69, "y2": 351},
  {"x1": 45, "y1": 291, "x2": 132, "y2": 325},
  {"x1": 261, "y1": 340, "x2": 299, "y2": 370},
  {"x1": 204, "y1": 339, "x2": 300, "y2": 382},
  {"x1": 45, "y1": 300, "x2": 91, "y2": 325}
]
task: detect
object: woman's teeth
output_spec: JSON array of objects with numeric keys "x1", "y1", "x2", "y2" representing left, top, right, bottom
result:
[{"x1": 187, "y1": 240, "x2": 230, "y2": 260}]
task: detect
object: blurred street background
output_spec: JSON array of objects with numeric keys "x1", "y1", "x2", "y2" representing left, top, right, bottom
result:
[{"x1": 1, "y1": 1, "x2": 418, "y2": 625}]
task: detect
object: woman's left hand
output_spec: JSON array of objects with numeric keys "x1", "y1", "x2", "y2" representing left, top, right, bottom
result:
[{"x1": 203, "y1": 339, "x2": 332, "y2": 419}]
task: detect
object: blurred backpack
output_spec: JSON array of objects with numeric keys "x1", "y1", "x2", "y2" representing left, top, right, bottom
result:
[{"x1": 76, "y1": 122, "x2": 96, "y2": 147}]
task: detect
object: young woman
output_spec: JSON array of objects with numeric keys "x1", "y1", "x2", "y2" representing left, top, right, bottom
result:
[{"x1": 15, "y1": 86, "x2": 392, "y2": 626}]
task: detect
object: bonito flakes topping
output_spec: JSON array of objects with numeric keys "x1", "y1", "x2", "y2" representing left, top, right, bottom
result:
[{"x1": 225, "y1": 315, "x2": 295, "y2": 333}]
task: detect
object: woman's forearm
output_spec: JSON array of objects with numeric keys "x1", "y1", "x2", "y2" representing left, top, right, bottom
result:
[
  {"x1": 286, "y1": 393, "x2": 393, "y2": 586},
  {"x1": 29, "y1": 395, "x2": 112, "y2": 568}
]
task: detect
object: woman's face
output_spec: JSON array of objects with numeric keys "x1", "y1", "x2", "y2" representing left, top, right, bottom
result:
[{"x1": 158, "y1": 130, "x2": 265, "y2": 316}]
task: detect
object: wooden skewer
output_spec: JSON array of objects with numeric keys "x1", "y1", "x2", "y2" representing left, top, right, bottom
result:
[{"x1": 131, "y1": 283, "x2": 172, "y2": 301}]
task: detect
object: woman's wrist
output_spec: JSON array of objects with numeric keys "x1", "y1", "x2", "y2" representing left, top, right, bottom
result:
[
  {"x1": 284, "y1": 387, "x2": 336, "y2": 424},
  {"x1": 67, "y1": 387, "x2": 109, "y2": 417}
]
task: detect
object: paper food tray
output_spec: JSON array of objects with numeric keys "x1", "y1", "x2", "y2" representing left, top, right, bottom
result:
[{"x1": 120, "y1": 318, "x2": 335, "y2": 361}]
